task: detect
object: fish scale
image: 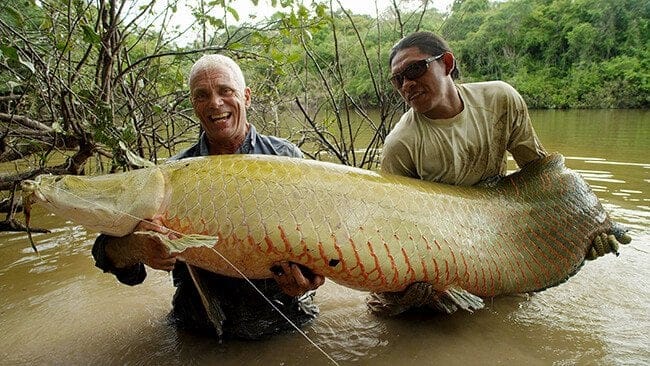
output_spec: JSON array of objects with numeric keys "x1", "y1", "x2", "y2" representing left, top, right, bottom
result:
[
  {"x1": 22, "y1": 153, "x2": 627, "y2": 301},
  {"x1": 154, "y1": 153, "x2": 602, "y2": 293}
]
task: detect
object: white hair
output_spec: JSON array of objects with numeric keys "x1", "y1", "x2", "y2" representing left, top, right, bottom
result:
[{"x1": 188, "y1": 54, "x2": 246, "y2": 92}]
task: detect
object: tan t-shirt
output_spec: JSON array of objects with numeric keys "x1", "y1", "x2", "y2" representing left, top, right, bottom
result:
[{"x1": 381, "y1": 81, "x2": 546, "y2": 186}]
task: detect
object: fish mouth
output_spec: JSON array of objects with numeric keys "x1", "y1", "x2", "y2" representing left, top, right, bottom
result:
[{"x1": 20, "y1": 179, "x2": 38, "y2": 194}]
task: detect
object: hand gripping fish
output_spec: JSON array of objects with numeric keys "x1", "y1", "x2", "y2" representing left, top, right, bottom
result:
[{"x1": 20, "y1": 153, "x2": 631, "y2": 312}]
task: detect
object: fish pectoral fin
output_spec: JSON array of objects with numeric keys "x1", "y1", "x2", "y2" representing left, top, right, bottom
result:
[
  {"x1": 366, "y1": 283, "x2": 484, "y2": 316},
  {"x1": 135, "y1": 231, "x2": 219, "y2": 253},
  {"x1": 438, "y1": 287, "x2": 484, "y2": 314}
]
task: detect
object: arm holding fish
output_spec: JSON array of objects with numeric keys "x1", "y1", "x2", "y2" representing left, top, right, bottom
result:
[
  {"x1": 504, "y1": 83, "x2": 547, "y2": 169},
  {"x1": 91, "y1": 216, "x2": 178, "y2": 285},
  {"x1": 92, "y1": 215, "x2": 324, "y2": 296},
  {"x1": 271, "y1": 261, "x2": 325, "y2": 297},
  {"x1": 103, "y1": 216, "x2": 178, "y2": 270}
]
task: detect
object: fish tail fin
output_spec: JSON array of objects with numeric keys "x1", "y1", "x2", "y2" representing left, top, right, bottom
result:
[{"x1": 440, "y1": 287, "x2": 485, "y2": 313}]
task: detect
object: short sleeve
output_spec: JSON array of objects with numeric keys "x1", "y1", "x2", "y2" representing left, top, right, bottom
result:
[
  {"x1": 504, "y1": 86, "x2": 547, "y2": 167},
  {"x1": 380, "y1": 136, "x2": 418, "y2": 178}
]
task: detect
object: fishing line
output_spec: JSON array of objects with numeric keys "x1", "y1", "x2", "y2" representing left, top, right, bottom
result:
[
  {"x1": 202, "y1": 247, "x2": 339, "y2": 366},
  {"x1": 30, "y1": 180, "x2": 340, "y2": 366}
]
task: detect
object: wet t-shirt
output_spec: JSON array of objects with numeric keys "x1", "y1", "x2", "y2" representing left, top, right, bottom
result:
[{"x1": 381, "y1": 81, "x2": 546, "y2": 186}]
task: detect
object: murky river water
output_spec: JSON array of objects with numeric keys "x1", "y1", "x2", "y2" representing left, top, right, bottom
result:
[{"x1": 0, "y1": 109, "x2": 648, "y2": 365}]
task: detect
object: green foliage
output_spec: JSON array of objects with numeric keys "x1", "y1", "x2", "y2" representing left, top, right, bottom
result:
[
  {"x1": 1, "y1": 0, "x2": 647, "y2": 180},
  {"x1": 447, "y1": 0, "x2": 649, "y2": 108}
]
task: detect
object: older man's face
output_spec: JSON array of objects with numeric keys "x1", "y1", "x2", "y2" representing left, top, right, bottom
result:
[{"x1": 190, "y1": 65, "x2": 251, "y2": 148}]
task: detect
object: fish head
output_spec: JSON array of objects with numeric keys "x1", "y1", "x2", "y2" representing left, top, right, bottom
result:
[{"x1": 20, "y1": 168, "x2": 166, "y2": 237}]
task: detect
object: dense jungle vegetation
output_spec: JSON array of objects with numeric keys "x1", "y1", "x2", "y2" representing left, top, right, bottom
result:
[{"x1": 0, "y1": 0, "x2": 648, "y2": 202}]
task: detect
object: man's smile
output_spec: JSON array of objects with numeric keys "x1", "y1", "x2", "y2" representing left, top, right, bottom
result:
[
  {"x1": 209, "y1": 112, "x2": 232, "y2": 123},
  {"x1": 407, "y1": 90, "x2": 426, "y2": 102}
]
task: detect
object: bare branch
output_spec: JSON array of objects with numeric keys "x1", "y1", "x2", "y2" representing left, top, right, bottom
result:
[{"x1": 0, "y1": 113, "x2": 53, "y2": 132}]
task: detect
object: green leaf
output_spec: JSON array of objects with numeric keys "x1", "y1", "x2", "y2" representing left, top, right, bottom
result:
[
  {"x1": 286, "y1": 52, "x2": 302, "y2": 63},
  {"x1": 51, "y1": 121, "x2": 64, "y2": 133},
  {"x1": 207, "y1": 17, "x2": 225, "y2": 28},
  {"x1": 0, "y1": 45, "x2": 19, "y2": 61},
  {"x1": 297, "y1": 4, "x2": 308, "y2": 18},
  {"x1": 40, "y1": 16, "x2": 53, "y2": 30},
  {"x1": 3, "y1": 5, "x2": 24, "y2": 26},
  {"x1": 315, "y1": 4, "x2": 327, "y2": 18},
  {"x1": 18, "y1": 54, "x2": 35, "y2": 74},
  {"x1": 227, "y1": 6, "x2": 240, "y2": 21},
  {"x1": 81, "y1": 25, "x2": 101, "y2": 44},
  {"x1": 119, "y1": 141, "x2": 155, "y2": 168}
]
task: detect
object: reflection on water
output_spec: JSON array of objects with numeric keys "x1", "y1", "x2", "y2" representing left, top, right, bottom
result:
[{"x1": 1, "y1": 109, "x2": 648, "y2": 365}]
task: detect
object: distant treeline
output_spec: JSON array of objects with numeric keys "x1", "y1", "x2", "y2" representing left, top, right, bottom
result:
[
  {"x1": 442, "y1": 0, "x2": 649, "y2": 109},
  {"x1": 280, "y1": 0, "x2": 649, "y2": 109}
]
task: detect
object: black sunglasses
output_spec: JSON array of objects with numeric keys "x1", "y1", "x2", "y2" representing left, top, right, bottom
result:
[{"x1": 390, "y1": 53, "x2": 445, "y2": 88}]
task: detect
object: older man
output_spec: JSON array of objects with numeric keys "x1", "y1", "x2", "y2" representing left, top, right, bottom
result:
[{"x1": 92, "y1": 54, "x2": 324, "y2": 339}]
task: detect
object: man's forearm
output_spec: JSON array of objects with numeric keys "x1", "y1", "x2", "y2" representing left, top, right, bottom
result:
[
  {"x1": 103, "y1": 234, "x2": 147, "y2": 269},
  {"x1": 93, "y1": 234, "x2": 147, "y2": 286}
]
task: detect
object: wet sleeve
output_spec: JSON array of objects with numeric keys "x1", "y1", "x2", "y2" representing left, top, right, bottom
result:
[
  {"x1": 284, "y1": 144, "x2": 304, "y2": 158},
  {"x1": 505, "y1": 86, "x2": 547, "y2": 167},
  {"x1": 92, "y1": 234, "x2": 147, "y2": 286}
]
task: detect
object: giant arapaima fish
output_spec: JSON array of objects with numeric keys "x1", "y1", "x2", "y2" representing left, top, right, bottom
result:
[{"x1": 21, "y1": 153, "x2": 630, "y2": 312}]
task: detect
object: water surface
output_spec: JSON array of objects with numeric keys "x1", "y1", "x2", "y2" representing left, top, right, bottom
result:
[{"x1": 0, "y1": 109, "x2": 648, "y2": 365}]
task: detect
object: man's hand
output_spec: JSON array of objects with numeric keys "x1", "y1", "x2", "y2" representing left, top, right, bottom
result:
[
  {"x1": 104, "y1": 215, "x2": 179, "y2": 271},
  {"x1": 586, "y1": 230, "x2": 630, "y2": 260},
  {"x1": 271, "y1": 262, "x2": 325, "y2": 297},
  {"x1": 136, "y1": 233, "x2": 178, "y2": 271},
  {"x1": 133, "y1": 216, "x2": 179, "y2": 271}
]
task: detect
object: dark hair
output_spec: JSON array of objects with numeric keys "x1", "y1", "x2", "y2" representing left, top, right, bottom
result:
[{"x1": 389, "y1": 31, "x2": 460, "y2": 80}]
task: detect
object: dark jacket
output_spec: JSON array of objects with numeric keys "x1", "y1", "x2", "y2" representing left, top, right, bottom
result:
[{"x1": 92, "y1": 125, "x2": 318, "y2": 339}]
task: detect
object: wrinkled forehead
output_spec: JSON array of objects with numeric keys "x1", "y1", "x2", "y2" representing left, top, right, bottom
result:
[
  {"x1": 190, "y1": 65, "x2": 244, "y2": 91},
  {"x1": 189, "y1": 57, "x2": 246, "y2": 92}
]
